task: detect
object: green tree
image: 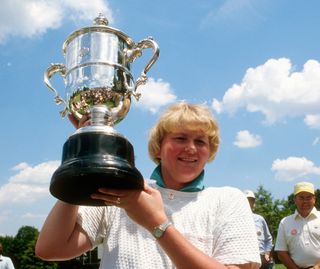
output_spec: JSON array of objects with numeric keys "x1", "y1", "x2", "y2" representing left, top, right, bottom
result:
[
  {"x1": 0, "y1": 235, "x2": 14, "y2": 256},
  {"x1": 20, "y1": 237, "x2": 57, "y2": 269},
  {"x1": 253, "y1": 185, "x2": 290, "y2": 241},
  {"x1": 10, "y1": 226, "x2": 39, "y2": 268}
]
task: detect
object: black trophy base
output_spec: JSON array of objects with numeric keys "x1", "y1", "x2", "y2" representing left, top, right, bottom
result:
[{"x1": 50, "y1": 131, "x2": 144, "y2": 206}]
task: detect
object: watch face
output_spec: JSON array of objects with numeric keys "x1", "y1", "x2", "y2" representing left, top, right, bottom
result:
[{"x1": 153, "y1": 221, "x2": 172, "y2": 238}]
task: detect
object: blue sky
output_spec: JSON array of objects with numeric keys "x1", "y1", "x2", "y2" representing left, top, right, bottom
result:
[{"x1": 1, "y1": 0, "x2": 320, "y2": 236}]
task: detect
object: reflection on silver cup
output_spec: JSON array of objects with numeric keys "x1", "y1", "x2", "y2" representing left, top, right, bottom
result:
[{"x1": 44, "y1": 14, "x2": 159, "y2": 206}]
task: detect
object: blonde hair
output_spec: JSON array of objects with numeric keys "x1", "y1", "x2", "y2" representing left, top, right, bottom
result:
[{"x1": 148, "y1": 102, "x2": 220, "y2": 164}]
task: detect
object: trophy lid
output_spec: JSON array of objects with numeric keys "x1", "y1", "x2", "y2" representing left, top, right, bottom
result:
[
  {"x1": 62, "y1": 14, "x2": 135, "y2": 54},
  {"x1": 93, "y1": 13, "x2": 109, "y2": 26}
]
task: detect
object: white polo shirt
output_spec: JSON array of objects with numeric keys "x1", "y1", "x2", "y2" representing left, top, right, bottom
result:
[
  {"x1": 275, "y1": 207, "x2": 320, "y2": 268},
  {"x1": 78, "y1": 184, "x2": 261, "y2": 268},
  {"x1": 0, "y1": 255, "x2": 15, "y2": 269}
]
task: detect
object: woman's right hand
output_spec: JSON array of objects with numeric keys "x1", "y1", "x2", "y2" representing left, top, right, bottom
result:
[{"x1": 90, "y1": 182, "x2": 168, "y2": 232}]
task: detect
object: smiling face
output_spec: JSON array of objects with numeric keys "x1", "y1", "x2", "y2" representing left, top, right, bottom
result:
[
  {"x1": 157, "y1": 128, "x2": 210, "y2": 190},
  {"x1": 294, "y1": 191, "x2": 316, "y2": 217},
  {"x1": 148, "y1": 102, "x2": 220, "y2": 164}
]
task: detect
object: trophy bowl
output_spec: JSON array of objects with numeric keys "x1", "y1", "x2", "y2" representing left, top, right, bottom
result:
[{"x1": 44, "y1": 14, "x2": 159, "y2": 206}]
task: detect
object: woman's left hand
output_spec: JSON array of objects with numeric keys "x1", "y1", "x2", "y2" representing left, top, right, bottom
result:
[
  {"x1": 68, "y1": 114, "x2": 91, "y2": 129},
  {"x1": 90, "y1": 181, "x2": 168, "y2": 232}
]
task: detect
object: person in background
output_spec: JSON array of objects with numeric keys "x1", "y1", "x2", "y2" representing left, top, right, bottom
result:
[
  {"x1": 36, "y1": 102, "x2": 260, "y2": 269},
  {"x1": 244, "y1": 190, "x2": 274, "y2": 269},
  {"x1": 0, "y1": 243, "x2": 15, "y2": 269},
  {"x1": 275, "y1": 181, "x2": 320, "y2": 269}
]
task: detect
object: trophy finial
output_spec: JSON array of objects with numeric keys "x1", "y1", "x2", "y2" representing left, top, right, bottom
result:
[{"x1": 94, "y1": 13, "x2": 109, "y2": 26}]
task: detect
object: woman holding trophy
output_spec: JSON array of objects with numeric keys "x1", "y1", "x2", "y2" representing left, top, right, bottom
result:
[{"x1": 36, "y1": 102, "x2": 260, "y2": 269}]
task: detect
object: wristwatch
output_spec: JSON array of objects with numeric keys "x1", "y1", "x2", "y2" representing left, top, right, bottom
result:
[{"x1": 152, "y1": 220, "x2": 173, "y2": 239}]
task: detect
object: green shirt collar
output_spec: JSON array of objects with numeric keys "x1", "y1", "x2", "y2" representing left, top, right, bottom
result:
[{"x1": 150, "y1": 165, "x2": 205, "y2": 192}]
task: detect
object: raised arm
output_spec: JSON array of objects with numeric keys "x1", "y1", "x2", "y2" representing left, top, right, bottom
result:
[
  {"x1": 36, "y1": 114, "x2": 92, "y2": 260},
  {"x1": 35, "y1": 201, "x2": 92, "y2": 261}
]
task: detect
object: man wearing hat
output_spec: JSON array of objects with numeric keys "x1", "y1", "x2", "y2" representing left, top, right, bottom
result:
[
  {"x1": 275, "y1": 182, "x2": 320, "y2": 269},
  {"x1": 244, "y1": 190, "x2": 274, "y2": 269}
]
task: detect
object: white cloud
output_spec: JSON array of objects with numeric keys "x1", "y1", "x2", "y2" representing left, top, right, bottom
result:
[
  {"x1": 134, "y1": 78, "x2": 177, "y2": 113},
  {"x1": 271, "y1": 156, "x2": 320, "y2": 182},
  {"x1": 304, "y1": 114, "x2": 320, "y2": 129},
  {"x1": 0, "y1": 161, "x2": 60, "y2": 204},
  {"x1": 234, "y1": 130, "x2": 262, "y2": 148},
  {"x1": 62, "y1": 0, "x2": 113, "y2": 23},
  {"x1": 212, "y1": 58, "x2": 320, "y2": 127},
  {"x1": 10, "y1": 161, "x2": 60, "y2": 184},
  {"x1": 212, "y1": 98, "x2": 222, "y2": 114},
  {"x1": 0, "y1": 0, "x2": 112, "y2": 43}
]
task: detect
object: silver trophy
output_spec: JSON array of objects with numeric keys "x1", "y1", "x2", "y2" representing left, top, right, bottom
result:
[{"x1": 44, "y1": 14, "x2": 159, "y2": 206}]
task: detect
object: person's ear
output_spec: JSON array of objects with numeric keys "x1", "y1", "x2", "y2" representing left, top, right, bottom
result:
[{"x1": 156, "y1": 148, "x2": 162, "y2": 159}]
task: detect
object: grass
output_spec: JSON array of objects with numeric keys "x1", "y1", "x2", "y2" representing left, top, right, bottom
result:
[{"x1": 275, "y1": 264, "x2": 286, "y2": 269}]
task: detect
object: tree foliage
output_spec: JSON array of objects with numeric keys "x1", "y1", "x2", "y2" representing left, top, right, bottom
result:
[
  {"x1": 0, "y1": 225, "x2": 97, "y2": 269},
  {"x1": 20, "y1": 236, "x2": 57, "y2": 269},
  {"x1": 10, "y1": 226, "x2": 39, "y2": 268},
  {"x1": 253, "y1": 185, "x2": 291, "y2": 241}
]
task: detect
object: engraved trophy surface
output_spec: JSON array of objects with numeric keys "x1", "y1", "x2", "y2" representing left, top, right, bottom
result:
[{"x1": 44, "y1": 14, "x2": 159, "y2": 206}]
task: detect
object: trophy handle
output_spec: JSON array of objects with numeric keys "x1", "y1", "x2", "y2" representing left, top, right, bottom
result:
[
  {"x1": 44, "y1": 63, "x2": 68, "y2": 117},
  {"x1": 125, "y1": 37, "x2": 160, "y2": 91}
]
